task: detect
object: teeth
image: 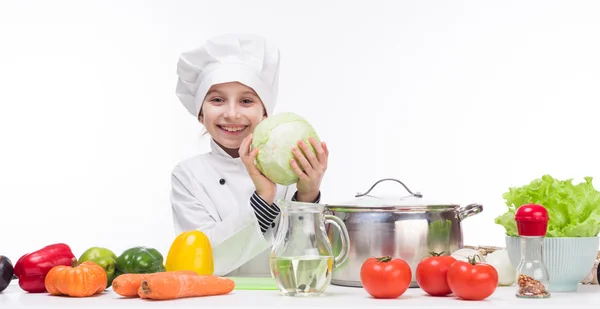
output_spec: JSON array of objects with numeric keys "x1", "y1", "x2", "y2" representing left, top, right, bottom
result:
[{"x1": 221, "y1": 126, "x2": 245, "y2": 132}]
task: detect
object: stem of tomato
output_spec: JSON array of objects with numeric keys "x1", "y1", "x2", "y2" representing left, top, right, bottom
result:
[
  {"x1": 375, "y1": 256, "x2": 392, "y2": 264},
  {"x1": 467, "y1": 255, "x2": 481, "y2": 265},
  {"x1": 429, "y1": 251, "x2": 445, "y2": 257}
]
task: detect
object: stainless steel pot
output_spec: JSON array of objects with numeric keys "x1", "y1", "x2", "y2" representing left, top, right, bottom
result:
[{"x1": 324, "y1": 178, "x2": 483, "y2": 288}]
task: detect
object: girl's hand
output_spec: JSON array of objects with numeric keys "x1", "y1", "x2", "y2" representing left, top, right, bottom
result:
[
  {"x1": 239, "y1": 134, "x2": 277, "y2": 205},
  {"x1": 291, "y1": 137, "x2": 329, "y2": 202}
]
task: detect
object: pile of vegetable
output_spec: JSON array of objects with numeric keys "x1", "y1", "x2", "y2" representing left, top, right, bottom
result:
[
  {"x1": 494, "y1": 175, "x2": 600, "y2": 237},
  {"x1": 0, "y1": 230, "x2": 225, "y2": 300},
  {"x1": 359, "y1": 251, "x2": 499, "y2": 301}
]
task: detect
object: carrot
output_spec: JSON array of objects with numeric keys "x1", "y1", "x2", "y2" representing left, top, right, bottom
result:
[
  {"x1": 112, "y1": 271, "x2": 198, "y2": 297},
  {"x1": 137, "y1": 273, "x2": 235, "y2": 300}
]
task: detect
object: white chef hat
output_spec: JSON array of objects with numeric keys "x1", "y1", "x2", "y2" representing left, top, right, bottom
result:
[{"x1": 175, "y1": 33, "x2": 281, "y2": 118}]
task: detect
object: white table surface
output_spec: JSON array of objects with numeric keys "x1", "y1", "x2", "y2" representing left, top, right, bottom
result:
[{"x1": 1, "y1": 280, "x2": 600, "y2": 308}]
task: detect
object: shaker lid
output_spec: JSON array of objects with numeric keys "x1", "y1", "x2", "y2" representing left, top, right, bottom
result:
[{"x1": 515, "y1": 204, "x2": 549, "y2": 236}]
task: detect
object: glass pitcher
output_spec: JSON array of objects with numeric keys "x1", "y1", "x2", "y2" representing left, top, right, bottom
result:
[{"x1": 270, "y1": 200, "x2": 350, "y2": 296}]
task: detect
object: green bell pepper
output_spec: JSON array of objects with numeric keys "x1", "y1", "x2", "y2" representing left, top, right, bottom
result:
[{"x1": 115, "y1": 246, "x2": 166, "y2": 274}]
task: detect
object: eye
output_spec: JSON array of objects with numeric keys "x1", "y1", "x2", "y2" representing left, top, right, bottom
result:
[
  {"x1": 209, "y1": 97, "x2": 225, "y2": 103},
  {"x1": 241, "y1": 98, "x2": 254, "y2": 104}
]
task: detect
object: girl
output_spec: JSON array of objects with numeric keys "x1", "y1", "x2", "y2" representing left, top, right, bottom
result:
[{"x1": 171, "y1": 33, "x2": 329, "y2": 277}]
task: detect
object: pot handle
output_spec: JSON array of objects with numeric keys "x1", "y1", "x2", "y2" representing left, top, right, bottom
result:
[
  {"x1": 355, "y1": 178, "x2": 423, "y2": 198},
  {"x1": 458, "y1": 203, "x2": 483, "y2": 221}
]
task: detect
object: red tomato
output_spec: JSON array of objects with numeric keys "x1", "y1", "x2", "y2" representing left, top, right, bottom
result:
[
  {"x1": 360, "y1": 256, "x2": 412, "y2": 299},
  {"x1": 415, "y1": 254, "x2": 456, "y2": 296},
  {"x1": 447, "y1": 258, "x2": 498, "y2": 300}
]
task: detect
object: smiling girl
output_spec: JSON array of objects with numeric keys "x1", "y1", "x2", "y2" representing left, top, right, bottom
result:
[{"x1": 170, "y1": 33, "x2": 329, "y2": 277}]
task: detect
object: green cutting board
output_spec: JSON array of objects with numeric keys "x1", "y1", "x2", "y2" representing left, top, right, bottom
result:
[{"x1": 229, "y1": 277, "x2": 278, "y2": 290}]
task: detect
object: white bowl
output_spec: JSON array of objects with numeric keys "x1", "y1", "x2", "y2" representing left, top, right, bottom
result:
[{"x1": 505, "y1": 236, "x2": 599, "y2": 292}]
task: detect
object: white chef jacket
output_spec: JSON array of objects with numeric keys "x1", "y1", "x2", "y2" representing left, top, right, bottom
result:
[{"x1": 170, "y1": 138, "x2": 319, "y2": 277}]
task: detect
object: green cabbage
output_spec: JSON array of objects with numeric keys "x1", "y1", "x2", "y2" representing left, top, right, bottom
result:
[
  {"x1": 494, "y1": 175, "x2": 600, "y2": 237},
  {"x1": 251, "y1": 112, "x2": 320, "y2": 185}
]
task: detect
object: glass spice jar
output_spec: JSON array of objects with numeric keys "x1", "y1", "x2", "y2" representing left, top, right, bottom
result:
[{"x1": 514, "y1": 204, "x2": 551, "y2": 299}]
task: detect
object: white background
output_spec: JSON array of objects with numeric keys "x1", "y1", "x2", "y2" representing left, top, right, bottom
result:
[{"x1": 1, "y1": 0, "x2": 600, "y2": 263}]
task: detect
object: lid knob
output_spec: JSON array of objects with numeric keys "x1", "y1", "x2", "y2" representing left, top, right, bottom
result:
[{"x1": 515, "y1": 204, "x2": 549, "y2": 237}]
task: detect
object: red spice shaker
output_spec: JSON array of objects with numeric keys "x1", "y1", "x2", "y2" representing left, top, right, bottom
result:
[{"x1": 514, "y1": 204, "x2": 551, "y2": 298}]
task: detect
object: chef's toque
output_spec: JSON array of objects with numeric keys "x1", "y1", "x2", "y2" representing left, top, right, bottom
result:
[{"x1": 175, "y1": 33, "x2": 281, "y2": 118}]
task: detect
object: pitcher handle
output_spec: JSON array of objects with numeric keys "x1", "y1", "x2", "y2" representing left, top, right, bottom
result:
[{"x1": 324, "y1": 215, "x2": 350, "y2": 268}]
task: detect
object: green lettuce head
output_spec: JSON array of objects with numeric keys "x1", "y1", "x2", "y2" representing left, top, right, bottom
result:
[
  {"x1": 251, "y1": 112, "x2": 320, "y2": 185},
  {"x1": 494, "y1": 175, "x2": 600, "y2": 237}
]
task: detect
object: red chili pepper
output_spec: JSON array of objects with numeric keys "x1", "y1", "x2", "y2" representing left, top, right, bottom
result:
[{"x1": 13, "y1": 243, "x2": 76, "y2": 293}]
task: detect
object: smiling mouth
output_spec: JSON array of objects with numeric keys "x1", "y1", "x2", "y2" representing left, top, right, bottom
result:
[{"x1": 217, "y1": 125, "x2": 248, "y2": 133}]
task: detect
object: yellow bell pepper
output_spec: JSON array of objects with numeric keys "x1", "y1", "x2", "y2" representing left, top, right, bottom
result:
[{"x1": 165, "y1": 230, "x2": 214, "y2": 275}]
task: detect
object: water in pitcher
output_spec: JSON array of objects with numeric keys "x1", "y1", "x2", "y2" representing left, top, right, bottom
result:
[{"x1": 270, "y1": 255, "x2": 334, "y2": 296}]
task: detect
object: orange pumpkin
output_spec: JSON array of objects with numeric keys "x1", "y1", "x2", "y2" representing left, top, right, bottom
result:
[{"x1": 45, "y1": 260, "x2": 107, "y2": 297}]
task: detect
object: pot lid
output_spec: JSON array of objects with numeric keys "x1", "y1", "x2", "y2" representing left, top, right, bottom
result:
[{"x1": 327, "y1": 178, "x2": 460, "y2": 210}]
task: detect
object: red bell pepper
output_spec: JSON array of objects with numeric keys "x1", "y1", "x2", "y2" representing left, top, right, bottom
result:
[{"x1": 13, "y1": 243, "x2": 76, "y2": 293}]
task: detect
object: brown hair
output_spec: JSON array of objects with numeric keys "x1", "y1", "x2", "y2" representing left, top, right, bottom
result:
[{"x1": 198, "y1": 109, "x2": 209, "y2": 137}]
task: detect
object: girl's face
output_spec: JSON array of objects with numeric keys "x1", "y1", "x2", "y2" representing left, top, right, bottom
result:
[{"x1": 199, "y1": 82, "x2": 266, "y2": 156}]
